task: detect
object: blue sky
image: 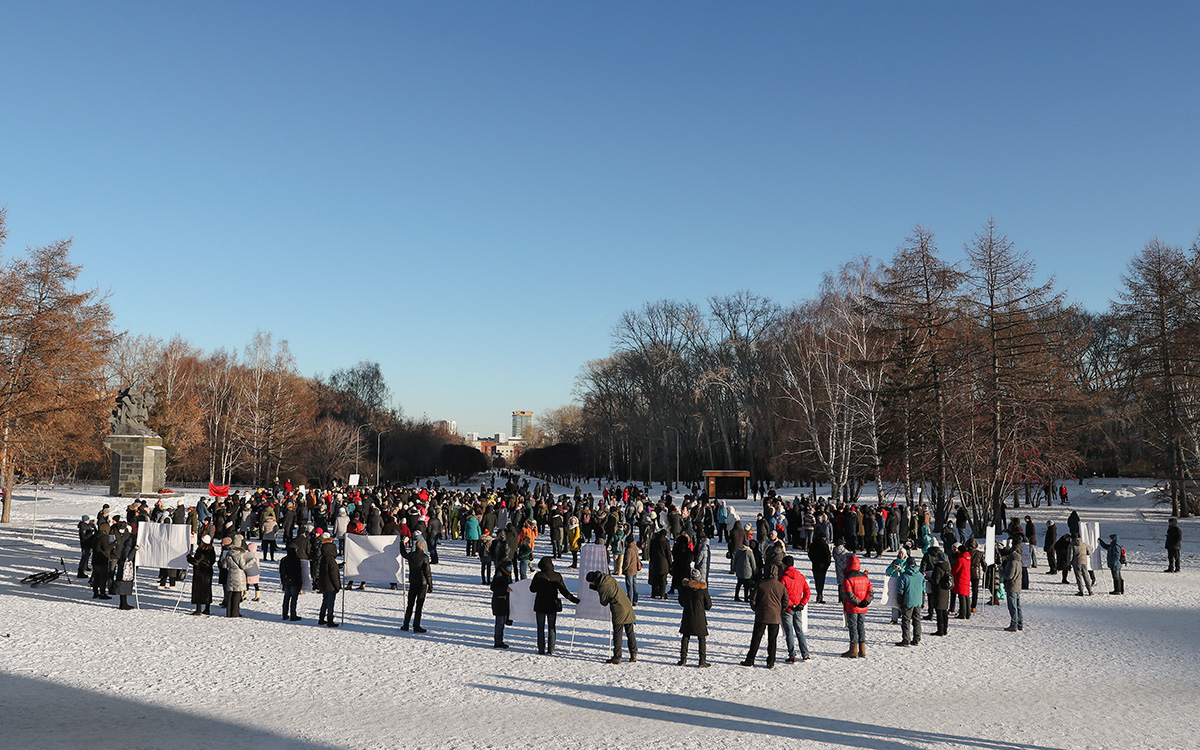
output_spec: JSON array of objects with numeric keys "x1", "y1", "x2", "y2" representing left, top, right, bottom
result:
[{"x1": 2, "y1": 3, "x2": 1198, "y2": 437}]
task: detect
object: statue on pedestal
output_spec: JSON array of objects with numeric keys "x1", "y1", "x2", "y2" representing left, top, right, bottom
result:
[{"x1": 110, "y1": 388, "x2": 158, "y2": 437}]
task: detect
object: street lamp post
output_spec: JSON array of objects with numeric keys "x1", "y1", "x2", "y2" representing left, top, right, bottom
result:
[
  {"x1": 664, "y1": 426, "x2": 680, "y2": 491},
  {"x1": 376, "y1": 429, "x2": 392, "y2": 488},
  {"x1": 354, "y1": 423, "x2": 371, "y2": 483}
]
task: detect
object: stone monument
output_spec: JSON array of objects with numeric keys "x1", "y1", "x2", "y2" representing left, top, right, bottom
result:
[{"x1": 104, "y1": 388, "x2": 167, "y2": 497}]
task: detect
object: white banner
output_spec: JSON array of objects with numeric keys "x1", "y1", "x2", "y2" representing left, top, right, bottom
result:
[
  {"x1": 1083, "y1": 522, "x2": 1102, "y2": 571},
  {"x1": 575, "y1": 543, "x2": 610, "y2": 621},
  {"x1": 985, "y1": 525, "x2": 996, "y2": 566},
  {"x1": 136, "y1": 522, "x2": 190, "y2": 569},
  {"x1": 343, "y1": 535, "x2": 406, "y2": 585},
  {"x1": 884, "y1": 574, "x2": 900, "y2": 610},
  {"x1": 508, "y1": 578, "x2": 537, "y2": 625}
]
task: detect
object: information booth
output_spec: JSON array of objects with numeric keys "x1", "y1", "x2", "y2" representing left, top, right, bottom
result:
[{"x1": 704, "y1": 470, "x2": 751, "y2": 500}]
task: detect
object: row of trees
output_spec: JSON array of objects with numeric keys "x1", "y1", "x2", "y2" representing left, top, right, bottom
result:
[
  {"x1": 0, "y1": 210, "x2": 487, "y2": 523},
  {"x1": 560, "y1": 221, "x2": 1200, "y2": 525}
]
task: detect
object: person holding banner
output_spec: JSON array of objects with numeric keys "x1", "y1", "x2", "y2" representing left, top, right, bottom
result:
[
  {"x1": 400, "y1": 539, "x2": 433, "y2": 633},
  {"x1": 530, "y1": 556, "x2": 579, "y2": 655},
  {"x1": 586, "y1": 570, "x2": 636, "y2": 664}
]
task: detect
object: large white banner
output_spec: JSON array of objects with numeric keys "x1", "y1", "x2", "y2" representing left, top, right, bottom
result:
[
  {"x1": 884, "y1": 574, "x2": 900, "y2": 610},
  {"x1": 136, "y1": 522, "x2": 190, "y2": 568},
  {"x1": 508, "y1": 578, "x2": 537, "y2": 625},
  {"x1": 343, "y1": 535, "x2": 406, "y2": 585},
  {"x1": 985, "y1": 525, "x2": 996, "y2": 566},
  {"x1": 1083, "y1": 522, "x2": 1103, "y2": 571},
  {"x1": 575, "y1": 543, "x2": 610, "y2": 622}
]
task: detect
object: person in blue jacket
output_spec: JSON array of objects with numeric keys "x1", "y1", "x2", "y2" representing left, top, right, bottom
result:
[
  {"x1": 1097, "y1": 533, "x2": 1124, "y2": 595},
  {"x1": 896, "y1": 557, "x2": 926, "y2": 647}
]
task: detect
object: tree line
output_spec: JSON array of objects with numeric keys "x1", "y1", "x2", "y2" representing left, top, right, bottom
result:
[
  {"x1": 555, "y1": 220, "x2": 1200, "y2": 526},
  {"x1": 0, "y1": 210, "x2": 485, "y2": 522}
]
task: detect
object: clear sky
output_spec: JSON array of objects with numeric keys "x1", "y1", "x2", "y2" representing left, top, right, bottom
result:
[{"x1": 3, "y1": 3, "x2": 1198, "y2": 437}]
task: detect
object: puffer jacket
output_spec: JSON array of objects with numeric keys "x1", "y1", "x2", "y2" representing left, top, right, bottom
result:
[
  {"x1": 951, "y1": 550, "x2": 972, "y2": 596},
  {"x1": 223, "y1": 547, "x2": 251, "y2": 592},
  {"x1": 841, "y1": 555, "x2": 873, "y2": 614},
  {"x1": 779, "y1": 566, "x2": 811, "y2": 610}
]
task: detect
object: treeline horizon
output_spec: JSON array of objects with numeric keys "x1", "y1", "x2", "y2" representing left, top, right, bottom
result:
[
  {"x1": 2, "y1": 209, "x2": 1199, "y2": 526},
  {"x1": 530, "y1": 219, "x2": 1200, "y2": 527}
]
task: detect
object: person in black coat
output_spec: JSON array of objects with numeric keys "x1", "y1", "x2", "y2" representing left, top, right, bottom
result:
[
  {"x1": 491, "y1": 562, "x2": 513, "y2": 648},
  {"x1": 529, "y1": 556, "x2": 579, "y2": 655},
  {"x1": 648, "y1": 530, "x2": 672, "y2": 599},
  {"x1": 279, "y1": 544, "x2": 303, "y2": 621},
  {"x1": 807, "y1": 533, "x2": 832, "y2": 604},
  {"x1": 401, "y1": 539, "x2": 434, "y2": 633},
  {"x1": 187, "y1": 535, "x2": 216, "y2": 615},
  {"x1": 315, "y1": 535, "x2": 341, "y2": 627},
  {"x1": 677, "y1": 569, "x2": 712, "y2": 667},
  {"x1": 90, "y1": 524, "x2": 114, "y2": 600},
  {"x1": 669, "y1": 535, "x2": 693, "y2": 597},
  {"x1": 1165, "y1": 517, "x2": 1182, "y2": 572},
  {"x1": 1043, "y1": 520, "x2": 1059, "y2": 575},
  {"x1": 77, "y1": 516, "x2": 96, "y2": 578}
]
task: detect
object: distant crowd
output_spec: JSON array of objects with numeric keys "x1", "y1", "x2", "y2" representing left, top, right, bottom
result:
[{"x1": 72, "y1": 472, "x2": 1185, "y2": 667}]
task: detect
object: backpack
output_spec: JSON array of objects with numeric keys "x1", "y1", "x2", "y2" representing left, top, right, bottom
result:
[{"x1": 1119, "y1": 546, "x2": 1127, "y2": 565}]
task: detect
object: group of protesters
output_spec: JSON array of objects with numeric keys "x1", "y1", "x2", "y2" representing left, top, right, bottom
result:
[{"x1": 71, "y1": 471, "x2": 1181, "y2": 669}]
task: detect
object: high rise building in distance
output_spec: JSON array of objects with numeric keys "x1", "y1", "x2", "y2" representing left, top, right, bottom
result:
[{"x1": 512, "y1": 410, "x2": 533, "y2": 439}]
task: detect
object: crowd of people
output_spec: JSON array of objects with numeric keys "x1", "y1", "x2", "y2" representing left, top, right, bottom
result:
[{"x1": 70, "y1": 472, "x2": 1184, "y2": 669}]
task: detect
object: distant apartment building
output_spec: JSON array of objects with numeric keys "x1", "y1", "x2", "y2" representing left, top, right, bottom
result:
[
  {"x1": 512, "y1": 410, "x2": 533, "y2": 439},
  {"x1": 435, "y1": 420, "x2": 458, "y2": 436}
]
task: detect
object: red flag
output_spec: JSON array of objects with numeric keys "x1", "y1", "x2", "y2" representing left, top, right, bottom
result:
[{"x1": 208, "y1": 482, "x2": 230, "y2": 498}]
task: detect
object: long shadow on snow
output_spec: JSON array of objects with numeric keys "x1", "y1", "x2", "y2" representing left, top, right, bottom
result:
[
  {"x1": 475, "y1": 676, "x2": 1068, "y2": 750},
  {"x1": 0, "y1": 671, "x2": 338, "y2": 750}
]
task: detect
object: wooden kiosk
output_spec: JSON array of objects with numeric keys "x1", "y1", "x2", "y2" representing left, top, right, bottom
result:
[{"x1": 704, "y1": 470, "x2": 750, "y2": 500}]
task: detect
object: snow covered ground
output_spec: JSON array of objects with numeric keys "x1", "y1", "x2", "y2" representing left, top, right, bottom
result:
[{"x1": 1, "y1": 477, "x2": 1198, "y2": 750}]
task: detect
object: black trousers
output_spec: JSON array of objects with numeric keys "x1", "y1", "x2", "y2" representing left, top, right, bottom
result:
[
  {"x1": 404, "y1": 589, "x2": 426, "y2": 628},
  {"x1": 746, "y1": 621, "x2": 780, "y2": 666}
]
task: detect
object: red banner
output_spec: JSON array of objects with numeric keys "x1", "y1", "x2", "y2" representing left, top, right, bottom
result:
[{"x1": 208, "y1": 482, "x2": 230, "y2": 498}]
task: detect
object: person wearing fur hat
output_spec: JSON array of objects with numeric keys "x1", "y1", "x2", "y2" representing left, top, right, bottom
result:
[
  {"x1": 187, "y1": 535, "x2": 216, "y2": 615},
  {"x1": 221, "y1": 534, "x2": 252, "y2": 618},
  {"x1": 315, "y1": 532, "x2": 341, "y2": 626},
  {"x1": 566, "y1": 515, "x2": 582, "y2": 569},
  {"x1": 586, "y1": 570, "x2": 636, "y2": 664},
  {"x1": 530, "y1": 556, "x2": 580, "y2": 655},
  {"x1": 677, "y1": 568, "x2": 712, "y2": 667}
]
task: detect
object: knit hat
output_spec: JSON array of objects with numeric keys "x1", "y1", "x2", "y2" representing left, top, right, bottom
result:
[
  {"x1": 81, "y1": 515, "x2": 90, "y2": 522},
  {"x1": 201, "y1": 534, "x2": 212, "y2": 544},
  {"x1": 690, "y1": 569, "x2": 704, "y2": 581}
]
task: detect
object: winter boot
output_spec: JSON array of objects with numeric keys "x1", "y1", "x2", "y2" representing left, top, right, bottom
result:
[
  {"x1": 841, "y1": 644, "x2": 858, "y2": 658},
  {"x1": 677, "y1": 637, "x2": 689, "y2": 666},
  {"x1": 858, "y1": 643, "x2": 866, "y2": 659},
  {"x1": 698, "y1": 637, "x2": 709, "y2": 668},
  {"x1": 118, "y1": 595, "x2": 134, "y2": 611},
  {"x1": 190, "y1": 606, "x2": 203, "y2": 616}
]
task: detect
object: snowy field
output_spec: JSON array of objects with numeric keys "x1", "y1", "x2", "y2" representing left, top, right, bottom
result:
[{"x1": 1, "y1": 476, "x2": 1198, "y2": 750}]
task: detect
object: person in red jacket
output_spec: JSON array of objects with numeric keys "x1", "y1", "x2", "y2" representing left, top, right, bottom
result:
[
  {"x1": 841, "y1": 555, "x2": 873, "y2": 659},
  {"x1": 951, "y1": 545, "x2": 973, "y2": 619},
  {"x1": 779, "y1": 555, "x2": 812, "y2": 662}
]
